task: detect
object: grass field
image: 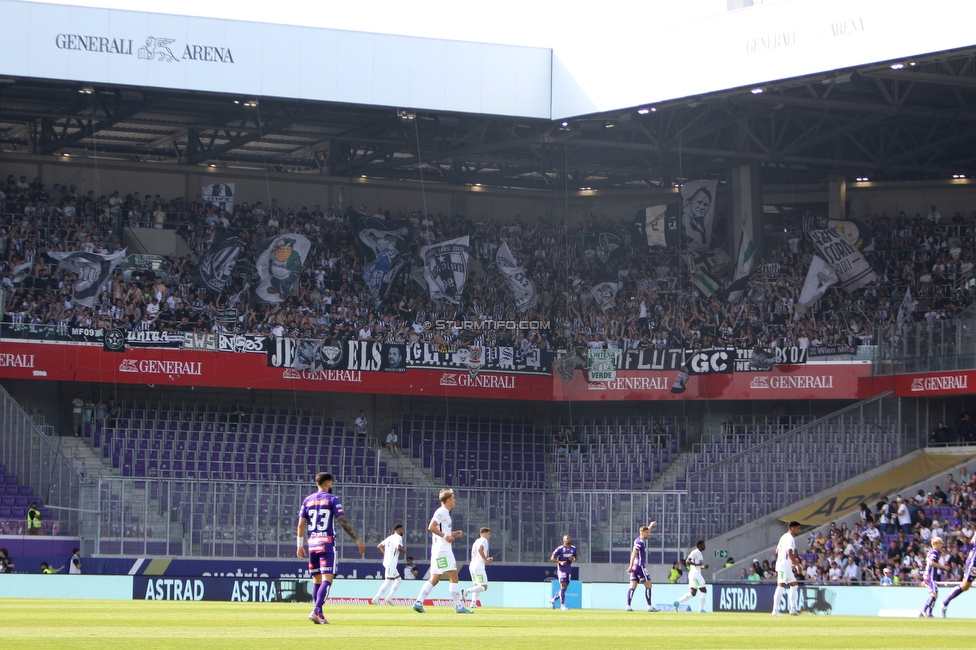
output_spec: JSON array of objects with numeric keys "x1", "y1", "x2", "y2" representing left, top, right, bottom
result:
[{"x1": 0, "y1": 600, "x2": 970, "y2": 650}]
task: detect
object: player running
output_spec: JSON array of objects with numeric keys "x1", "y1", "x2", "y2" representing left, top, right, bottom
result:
[
  {"x1": 920, "y1": 537, "x2": 950, "y2": 617},
  {"x1": 412, "y1": 488, "x2": 472, "y2": 614},
  {"x1": 942, "y1": 530, "x2": 976, "y2": 617},
  {"x1": 371, "y1": 524, "x2": 406, "y2": 605},
  {"x1": 675, "y1": 539, "x2": 709, "y2": 613},
  {"x1": 550, "y1": 534, "x2": 578, "y2": 611},
  {"x1": 463, "y1": 527, "x2": 493, "y2": 608},
  {"x1": 297, "y1": 472, "x2": 366, "y2": 624},
  {"x1": 626, "y1": 522, "x2": 658, "y2": 611}
]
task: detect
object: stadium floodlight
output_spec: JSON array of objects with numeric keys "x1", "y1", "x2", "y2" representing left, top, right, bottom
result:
[
  {"x1": 750, "y1": 87, "x2": 764, "y2": 94},
  {"x1": 855, "y1": 176, "x2": 869, "y2": 182},
  {"x1": 953, "y1": 174, "x2": 966, "y2": 179},
  {"x1": 637, "y1": 108, "x2": 650, "y2": 115},
  {"x1": 890, "y1": 62, "x2": 905, "y2": 70}
]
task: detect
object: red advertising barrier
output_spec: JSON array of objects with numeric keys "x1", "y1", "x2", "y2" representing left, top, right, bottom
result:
[
  {"x1": 0, "y1": 341, "x2": 552, "y2": 400},
  {"x1": 553, "y1": 362, "x2": 876, "y2": 401},
  {"x1": 894, "y1": 370, "x2": 976, "y2": 397},
  {"x1": 0, "y1": 341, "x2": 885, "y2": 401}
]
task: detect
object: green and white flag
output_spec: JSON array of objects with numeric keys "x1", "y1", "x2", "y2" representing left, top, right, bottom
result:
[{"x1": 727, "y1": 218, "x2": 756, "y2": 303}]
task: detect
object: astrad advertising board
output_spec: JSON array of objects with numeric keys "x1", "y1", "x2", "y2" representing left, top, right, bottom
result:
[{"x1": 0, "y1": 341, "x2": 885, "y2": 401}]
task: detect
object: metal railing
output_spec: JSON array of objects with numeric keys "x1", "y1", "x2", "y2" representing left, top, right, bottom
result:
[
  {"x1": 0, "y1": 387, "x2": 84, "y2": 537},
  {"x1": 90, "y1": 477, "x2": 689, "y2": 562},
  {"x1": 875, "y1": 317, "x2": 976, "y2": 374},
  {"x1": 684, "y1": 392, "x2": 914, "y2": 541}
]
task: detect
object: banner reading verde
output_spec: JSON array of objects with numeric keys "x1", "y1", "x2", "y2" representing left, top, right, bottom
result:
[
  {"x1": 587, "y1": 349, "x2": 620, "y2": 381},
  {"x1": 783, "y1": 452, "x2": 976, "y2": 527}
]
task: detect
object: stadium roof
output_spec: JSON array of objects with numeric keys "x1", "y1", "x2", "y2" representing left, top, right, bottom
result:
[{"x1": 2, "y1": 0, "x2": 976, "y2": 190}]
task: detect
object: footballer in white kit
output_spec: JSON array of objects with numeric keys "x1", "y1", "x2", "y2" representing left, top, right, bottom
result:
[
  {"x1": 465, "y1": 527, "x2": 493, "y2": 607},
  {"x1": 371, "y1": 524, "x2": 406, "y2": 605},
  {"x1": 674, "y1": 540, "x2": 709, "y2": 612},
  {"x1": 772, "y1": 521, "x2": 802, "y2": 616},
  {"x1": 430, "y1": 503, "x2": 457, "y2": 574},
  {"x1": 412, "y1": 488, "x2": 471, "y2": 614}
]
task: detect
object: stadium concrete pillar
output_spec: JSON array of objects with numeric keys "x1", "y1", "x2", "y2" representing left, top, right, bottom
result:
[
  {"x1": 728, "y1": 163, "x2": 761, "y2": 260},
  {"x1": 828, "y1": 175, "x2": 847, "y2": 220}
]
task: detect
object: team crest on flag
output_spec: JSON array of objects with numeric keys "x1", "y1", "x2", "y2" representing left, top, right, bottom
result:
[
  {"x1": 47, "y1": 249, "x2": 126, "y2": 308},
  {"x1": 421, "y1": 236, "x2": 470, "y2": 304},
  {"x1": 458, "y1": 346, "x2": 485, "y2": 377},
  {"x1": 201, "y1": 182, "x2": 234, "y2": 213}
]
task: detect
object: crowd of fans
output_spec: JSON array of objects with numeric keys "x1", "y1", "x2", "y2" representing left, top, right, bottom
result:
[
  {"x1": 4, "y1": 171, "x2": 976, "y2": 353},
  {"x1": 744, "y1": 467, "x2": 976, "y2": 585}
]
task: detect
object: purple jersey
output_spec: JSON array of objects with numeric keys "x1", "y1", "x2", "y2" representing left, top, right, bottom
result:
[
  {"x1": 298, "y1": 490, "x2": 344, "y2": 551},
  {"x1": 552, "y1": 544, "x2": 577, "y2": 568},
  {"x1": 631, "y1": 537, "x2": 647, "y2": 569},
  {"x1": 964, "y1": 547, "x2": 976, "y2": 582},
  {"x1": 924, "y1": 548, "x2": 941, "y2": 582}
]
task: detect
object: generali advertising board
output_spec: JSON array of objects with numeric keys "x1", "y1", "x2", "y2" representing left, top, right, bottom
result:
[
  {"x1": 894, "y1": 370, "x2": 976, "y2": 397},
  {"x1": 0, "y1": 341, "x2": 892, "y2": 402}
]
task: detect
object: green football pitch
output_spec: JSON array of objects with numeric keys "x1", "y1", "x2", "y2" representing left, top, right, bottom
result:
[{"x1": 0, "y1": 599, "x2": 968, "y2": 649}]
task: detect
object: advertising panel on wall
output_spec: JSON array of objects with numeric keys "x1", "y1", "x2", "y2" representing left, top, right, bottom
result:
[
  {"x1": 0, "y1": 339, "x2": 880, "y2": 401},
  {"x1": 0, "y1": 340, "x2": 553, "y2": 400},
  {"x1": 553, "y1": 363, "x2": 871, "y2": 401},
  {"x1": 894, "y1": 370, "x2": 976, "y2": 397}
]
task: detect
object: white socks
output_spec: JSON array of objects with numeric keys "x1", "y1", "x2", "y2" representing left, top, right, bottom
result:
[
  {"x1": 415, "y1": 580, "x2": 434, "y2": 604},
  {"x1": 772, "y1": 586, "x2": 785, "y2": 613},
  {"x1": 375, "y1": 578, "x2": 401, "y2": 602},
  {"x1": 386, "y1": 578, "x2": 401, "y2": 601},
  {"x1": 466, "y1": 584, "x2": 486, "y2": 606},
  {"x1": 789, "y1": 585, "x2": 798, "y2": 613},
  {"x1": 449, "y1": 583, "x2": 462, "y2": 607},
  {"x1": 677, "y1": 592, "x2": 693, "y2": 604}
]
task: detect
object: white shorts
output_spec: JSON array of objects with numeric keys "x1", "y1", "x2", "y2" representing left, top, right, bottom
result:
[
  {"x1": 469, "y1": 564, "x2": 488, "y2": 585},
  {"x1": 775, "y1": 566, "x2": 796, "y2": 584},
  {"x1": 383, "y1": 565, "x2": 400, "y2": 579},
  {"x1": 431, "y1": 548, "x2": 457, "y2": 575},
  {"x1": 688, "y1": 569, "x2": 707, "y2": 589}
]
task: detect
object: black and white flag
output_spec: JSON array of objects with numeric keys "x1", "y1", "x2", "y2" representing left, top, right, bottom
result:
[
  {"x1": 897, "y1": 287, "x2": 915, "y2": 324},
  {"x1": 595, "y1": 231, "x2": 625, "y2": 278},
  {"x1": 808, "y1": 229, "x2": 876, "y2": 292},
  {"x1": 353, "y1": 208, "x2": 413, "y2": 307},
  {"x1": 253, "y1": 233, "x2": 312, "y2": 303},
  {"x1": 192, "y1": 228, "x2": 246, "y2": 293},
  {"x1": 293, "y1": 338, "x2": 347, "y2": 372},
  {"x1": 47, "y1": 249, "x2": 126, "y2": 308},
  {"x1": 794, "y1": 255, "x2": 838, "y2": 319},
  {"x1": 201, "y1": 182, "x2": 235, "y2": 213},
  {"x1": 421, "y1": 236, "x2": 470, "y2": 304},
  {"x1": 496, "y1": 242, "x2": 537, "y2": 312},
  {"x1": 827, "y1": 219, "x2": 875, "y2": 251},
  {"x1": 680, "y1": 180, "x2": 719, "y2": 249},
  {"x1": 590, "y1": 280, "x2": 620, "y2": 312},
  {"x1": 633, "y1": 205, "x2": 679, "y2": 249}
]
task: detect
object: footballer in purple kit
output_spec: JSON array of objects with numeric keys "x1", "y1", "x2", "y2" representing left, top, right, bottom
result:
[
  {"x1": 626, "y1": 521, "x2": 658, "y2": 611},
  {"x1": 920, "y1": 537, "x2": 949, "y2": 618},
  {"x1": 941, "y1": 530, "x2": 976, "y2": 617},
  {"x1": 297, "y1": 472, "x2": 366, "y2": 625},
  {"x1": 550, "y1": 534, "x2": 577, "y2": 610}
]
